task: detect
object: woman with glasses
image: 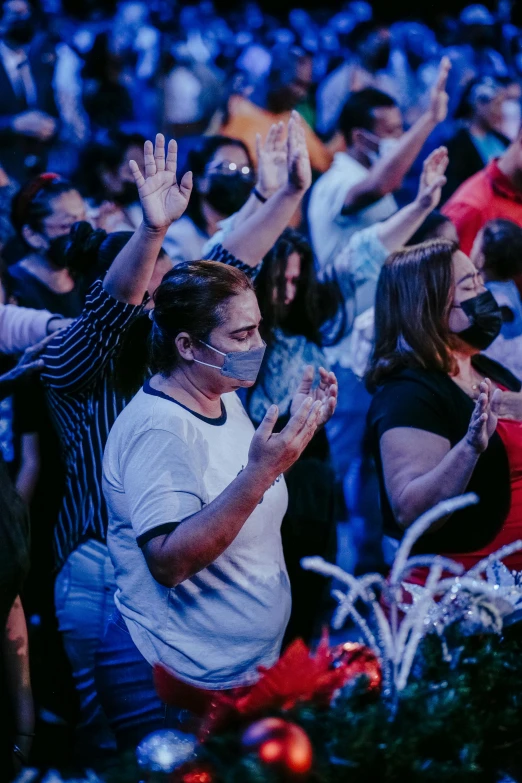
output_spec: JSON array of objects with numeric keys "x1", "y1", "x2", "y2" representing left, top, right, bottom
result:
[
  {"x1": 163, "y1": 125, "x2": 289, "y2": 265},
  {"x1": 8, "y1": 175, "x2": 89, "y2": 318}
]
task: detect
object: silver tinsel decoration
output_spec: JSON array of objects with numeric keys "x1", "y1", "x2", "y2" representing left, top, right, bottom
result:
[
  {"x1": 301, "y1": 493, "x2": 522, "y2": 699},
  {"x1": 136, "y1": 729, "x2": 197, "y2": 773}
]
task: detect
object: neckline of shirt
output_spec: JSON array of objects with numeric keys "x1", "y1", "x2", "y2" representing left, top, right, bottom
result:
[{"x1": 143, "y1": 378, "x2": 228, "y2": 426}]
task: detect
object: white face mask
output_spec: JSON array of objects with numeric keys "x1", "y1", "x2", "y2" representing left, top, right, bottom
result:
[
  {"x1": 377, "y1": 136, "x2": 401, "y2": 159},
  {"x1": 502, "y1": 99, "x2": 521, "y2": 141},
  {"x1": 364, "y1": 131, "x2": 401, "y2": 164}
]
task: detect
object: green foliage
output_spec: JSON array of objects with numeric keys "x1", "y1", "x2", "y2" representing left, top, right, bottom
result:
[
  {"x1": 104, "y1": 629, "x2": 522, "y2": 783},
  {"x1": 202, "y1": 630, "x2": 522, "y2": 783}
]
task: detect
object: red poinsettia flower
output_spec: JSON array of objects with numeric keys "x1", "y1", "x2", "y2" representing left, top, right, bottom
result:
[{"x1": 154, "y1": 633, "x2": 381, "y2": 739}]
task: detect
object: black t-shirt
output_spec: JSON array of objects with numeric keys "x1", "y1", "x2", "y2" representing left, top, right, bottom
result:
[
  {"x1": 367, "y1": 357, "x2": 521, "y2": 555},
  {"x1": 7, "y1": 264, "x2": 85, "y2": 318}
]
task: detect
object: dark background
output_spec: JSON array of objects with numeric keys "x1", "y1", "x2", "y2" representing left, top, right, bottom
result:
[{"x1": 212, "y1": 0, "x2": 521, "y2": 27}]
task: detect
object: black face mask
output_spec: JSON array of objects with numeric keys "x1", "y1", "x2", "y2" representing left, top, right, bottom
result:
[
  {"x1": 5, "y1": 18, "x2": 35, "y2": 47},
  {"x1": 45, "y1": 234, "x2": 70, "y2": 270},
  {"x1": 204, "y1": 173, "x2": 254, "y2": 217},
  {"x1": 455, "y1": 290, "x2": 502, "y2": 350}
]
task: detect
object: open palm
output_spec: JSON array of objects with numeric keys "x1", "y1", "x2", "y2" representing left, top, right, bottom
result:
[
  {"x1": 287, "y1": 110, "x2": 312, "y2": 193},
  {"x1": 130, "y1": 134, "x2": 193, "y2": 230},
  {"x1": 256, "y1": 121, "x2": 288, "y2": 197},
  {"x1": 429, "y1": 56, "x2": 451, "y2": 125},
  {"x1": 290, "y1": 365, "x2": 338, "y2": 427},
  {"x1": 416, "y1": 146, "x2": 449, "y2": 211}
]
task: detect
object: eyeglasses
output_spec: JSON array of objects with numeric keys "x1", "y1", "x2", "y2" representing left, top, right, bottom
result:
[{"x1": 206, "y1": 161, "x2": 253, "y2": 177}]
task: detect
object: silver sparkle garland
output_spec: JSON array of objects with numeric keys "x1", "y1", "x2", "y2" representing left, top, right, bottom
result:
[{"x1": 302, "y1": 493, "x2": 522, "y2": 699}]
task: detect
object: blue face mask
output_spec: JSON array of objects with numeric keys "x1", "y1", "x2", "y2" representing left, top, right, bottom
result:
[{"x1": 193, "y1": 340, "x2": 266, "y2": 382}]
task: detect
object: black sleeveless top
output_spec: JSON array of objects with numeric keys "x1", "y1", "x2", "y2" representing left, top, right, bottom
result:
[{"x1": 367, "y1": 356, "x2": 521, "y2": 554}]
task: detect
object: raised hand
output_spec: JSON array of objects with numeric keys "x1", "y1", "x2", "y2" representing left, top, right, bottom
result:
[
  {"x1": 290, "y1": 365, "x2": 338, "y2": 426},
  {"x1": 466, "y1": 379, "x2": 498, "y2": 454},
  {"x1": 428, "y1": 57, "x2": 451, "y2": 126},
  {"x1": 286, "y1": 110, "x2": 312, "y2": 193},
  {"x1": 416, "y1": 146, "x2": 449, "y2": 211},
  {"x1": 130, "y1": 134, "x2": 193, "y2": 230},
  {"x1": 256, "y1": 121, "x2": 288, "y2": 198}
]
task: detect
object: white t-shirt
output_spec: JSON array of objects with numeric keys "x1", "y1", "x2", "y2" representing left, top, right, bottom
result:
[
  {"x1": 308, "y1": 152, "x2": 397, "y2": 270},
  {"x1": 102, "y1": 382, "x2": 290, "y2": 689}
]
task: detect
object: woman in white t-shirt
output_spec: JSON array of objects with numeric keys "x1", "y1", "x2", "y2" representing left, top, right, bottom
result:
[{"x1": 97, "y1": 259, "x2": 337, "y2": 750}]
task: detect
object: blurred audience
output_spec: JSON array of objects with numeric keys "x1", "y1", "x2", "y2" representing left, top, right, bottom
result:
[
  {"x1": 219, "y1": 45, "x2": 332, "y2": 173},
  {"x1": 8, "y1": 174, "x2": 88, "y2": 316},
  {"x1": 0, "y1": 0, "x2": 58, "y2": 182},
  {"x1": 0, "y1": 0, "x2": 522, "y2": 775},
  {"x1": 442, "y1": 75, "x2": 510, "y2": 201},
  {"x1": 470, "y1": 218, "x2": 522, "y2": 378},
  {"x1": 308, "y1": 58, "x2": 450, "y2": 268},
  {"x1": 443, "y1": 128, "x2": 522, "y2": 257}
]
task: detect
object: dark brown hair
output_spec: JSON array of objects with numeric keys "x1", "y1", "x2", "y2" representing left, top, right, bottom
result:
[
  {"x1": 254, "y1": 228, "x2": 345, "y2": 347},
  {"x1": 366, "y1": 239, "x2": 458, "y2": 390},
  {"x1": 481, "y1": 219, "x2": 522, "y2": 281},
  {"x1": 150, "y1": 260, "x2": 254, "y2": 375}
]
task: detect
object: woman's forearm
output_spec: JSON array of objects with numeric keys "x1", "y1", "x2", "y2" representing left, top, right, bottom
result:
[
  {"x1": 144, "y1": 465, "x2": 273, "y2": 587},
  {"x1": 375, "y1": 198, "x2": 434, "y2": 252},
  {"x1": 4, "y1": 597, "x2": 34, "y2": 736},
  {"x1": 393, "y1": 438, "x2": 480, "y2": 530},
  {"x1": 219, "y1": 185, "x2": 303, "y2": 267},
  {"x1": 231, "y1": 191, "x2": 263, "y2": 225},
  {"x1": 103, "y1": 222, "x2": 167, "y2": 304}
]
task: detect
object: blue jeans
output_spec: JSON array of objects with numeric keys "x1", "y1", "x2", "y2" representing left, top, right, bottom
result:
[
  {"x1": 95, "y1": 610, "x2": 183, "y2": 751},
  {"x1": 54, "y1": 540, "x2": 118, "y2": 761}
]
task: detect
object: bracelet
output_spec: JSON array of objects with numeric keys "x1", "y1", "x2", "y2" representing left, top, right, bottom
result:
[
  {"x1": 46, "y1": 316, "x2": 62, "y2": 335},
  {"x1": 252, "y1": 187, "x2": 267, "y2": 203}
]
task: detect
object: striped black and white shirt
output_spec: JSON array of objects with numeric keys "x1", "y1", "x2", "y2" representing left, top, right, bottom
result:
[
  {"x1": 40, "y1": 246, "x2": 257, "y2": 570},
  {"x1": 41, "y1": 281, "x2": 144, "y2": 569}
]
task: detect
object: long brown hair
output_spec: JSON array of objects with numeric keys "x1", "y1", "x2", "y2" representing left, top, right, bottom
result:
[
  {"x1": 366, "y1": 239, "x2": 458, "y2": 390},
  {"x1": 254, "y1": 228, "x2": 345, "y2": 347}
]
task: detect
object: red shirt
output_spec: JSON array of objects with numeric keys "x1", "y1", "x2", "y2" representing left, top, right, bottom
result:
[
  {"x1": 445, "y1": 416, "x2": 522, "y2": 573},
  {"x1": 406, "y1": 415, "x2": 522, "y2": 589},
  {"x1": 442, "y1": 160, "x2": 522, "y2": 256}
]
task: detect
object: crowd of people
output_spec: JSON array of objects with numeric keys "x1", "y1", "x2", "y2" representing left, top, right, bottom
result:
[{"x1": 3, "y1": 0, "x2": 522, "y2": 778}]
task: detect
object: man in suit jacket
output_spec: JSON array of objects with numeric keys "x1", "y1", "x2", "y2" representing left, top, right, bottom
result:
[{"x1": 0, "y1": 0, "x2": 58, "y2": 183}]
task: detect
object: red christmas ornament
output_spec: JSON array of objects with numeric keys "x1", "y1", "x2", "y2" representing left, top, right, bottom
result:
[
  {"x1": 170, "y1": 761, "x2": 215, "y2": 783},
  {"x1": 334, "y1": 642, "x2": 382, "y2": 693},
  {"x1": 181, "y1": 770, "x2": 214, "y2": 783},
  {"x1": 242, "y1": 717, "x2": 313, "y2": 778}
]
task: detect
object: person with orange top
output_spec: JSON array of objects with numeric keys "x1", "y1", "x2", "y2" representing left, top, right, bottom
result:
[{"x1": 219, "y1": 47, "x2": 332, "y2": 175}]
